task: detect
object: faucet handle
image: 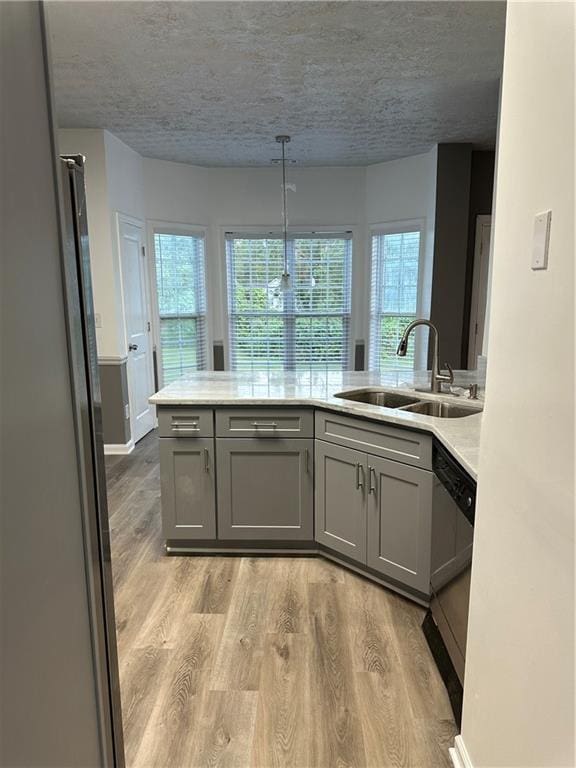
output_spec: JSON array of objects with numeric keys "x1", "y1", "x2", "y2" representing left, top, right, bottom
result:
[{"x1": 444, "y1": 362, "x2": 454, "y2": 384}]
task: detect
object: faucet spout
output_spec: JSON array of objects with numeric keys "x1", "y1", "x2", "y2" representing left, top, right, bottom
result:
[{"x1": 396, "y1": 319, "x2": 453, "y2": 394}]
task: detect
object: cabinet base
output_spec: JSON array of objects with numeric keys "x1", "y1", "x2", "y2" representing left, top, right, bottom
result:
[{"x1": 164, "y1": 539, "x2": 430, "y2": 607}]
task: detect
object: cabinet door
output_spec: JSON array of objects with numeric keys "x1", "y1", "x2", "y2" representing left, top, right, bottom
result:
[
  {"x1": 315, "y1": 440, "x2": 366, "y2": 562},
  {"x1": 159, "y1": 438, "x2": 216, "y2": 540},
  {"x1": 216, "y1": 438, "x2": 313, "y2": 541},
  {"x1": 366, "y1": 456, "x2": 432, "y2": 593}
]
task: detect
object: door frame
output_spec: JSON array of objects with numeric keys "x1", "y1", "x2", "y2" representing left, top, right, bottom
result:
[
  {"x1": 116, "y1": 212, "x2": 156, "y2": 441},
  {"x1": 468, "y1": 214, "x2": 492, "y2": 369}
]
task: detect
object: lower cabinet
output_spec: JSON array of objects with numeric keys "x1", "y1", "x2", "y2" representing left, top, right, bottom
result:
[
  {"x1": 315, "y1": 440, "x2": 366, "y2": 561},
  {"x1": 216, "y1": 438, "x2": 314, "y2": 540},
  {"x1": 315, "y1": 439, "x2": 433, "y2": 594},
  {"x1": 159, "y1": 438, "x2": 216, "y2": 540},
  {"x1": 366, "y1": 455, "x2": 433, "y2": 594}
]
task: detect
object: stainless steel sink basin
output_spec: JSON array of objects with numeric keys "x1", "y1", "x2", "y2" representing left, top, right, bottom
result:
[
  {"x1": 400, "y1": 401, "x2": 483, "y2": 418},
  {"x1": 334, "y1": 388, "x2": 420, "y2": 408}
]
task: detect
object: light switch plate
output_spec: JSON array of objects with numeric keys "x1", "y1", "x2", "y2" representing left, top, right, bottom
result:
[
  {"x1": 532, "y1": 210, "x2": 552, "y2": 270},
  {"x1": 94, "y1": 312, "x2": 102, "y2": 328}
]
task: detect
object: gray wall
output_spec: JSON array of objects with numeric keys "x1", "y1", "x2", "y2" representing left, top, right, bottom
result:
[
  {"x1": 0, "y1": 3, "x2": 104, "y2": 765},
  {"x1": 99, "y1": 360, "x2": 131, "y2": 445},
  {"x1": 428, "y1": 144, "x2": 473, "y2": 369}
]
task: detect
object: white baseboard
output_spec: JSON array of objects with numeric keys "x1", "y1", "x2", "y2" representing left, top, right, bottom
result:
[
  {"x1": 450, "y1": 735, "x2": 474, "y2": 768},
  {"x1": 104, "y1": 440, "x2": 134, "y2": 456}
]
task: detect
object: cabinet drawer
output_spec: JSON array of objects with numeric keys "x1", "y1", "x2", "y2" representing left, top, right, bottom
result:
[
  {"x1": 158, "y1": 408, "x2": 214, "y2": 438},
  {"x1": 216, "y1": 408, "x2": 313, "y2": 438},
  {"x1": 315, "y1": 410, "x2": 432, "y2": 470}
]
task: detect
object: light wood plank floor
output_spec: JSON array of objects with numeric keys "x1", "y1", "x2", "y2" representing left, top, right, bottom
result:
[{"x1": 106, "y1": 430, "x2": 456, "y2": 768}]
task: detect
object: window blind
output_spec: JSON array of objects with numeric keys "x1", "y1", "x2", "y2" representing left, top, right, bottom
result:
[
  {"x1": 369, "y1": 228, "x2": 421, "y2": 372},
  {"x1": 154, "y1": 232, "x2": 207, "y2": 384},
  {"x1": 226, "y1": 233, "x2": 352, "y2": 372}
]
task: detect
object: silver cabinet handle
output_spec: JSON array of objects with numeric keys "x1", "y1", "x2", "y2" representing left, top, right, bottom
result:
[
  {"x1": 204, "y1": 448, "x2": 210, "y2": 473},
  {"x1": 356, "y1": 462, "x2": 364, "y2": 490},
  {"x1": 305, "y1": 448, "x2": 310, "y2": 473},
  {"x1": 368, "y1": 466, "x2": 377, "y2": 494},
  {"x1": 251, "y1": 422, "x2": 278, "y2": 428},
  {"x1": 171, "y1": 421, "x2": 199, "y2": 432}
]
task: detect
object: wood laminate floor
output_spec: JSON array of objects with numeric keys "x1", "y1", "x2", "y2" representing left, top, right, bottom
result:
[{"x1": 106, "y1": 430, "x2": 457, "y2": 768}]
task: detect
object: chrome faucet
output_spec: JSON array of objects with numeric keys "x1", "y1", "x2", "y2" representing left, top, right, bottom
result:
[{"x1": 396, "y1": 319, "x2": 454, "y2": 394}]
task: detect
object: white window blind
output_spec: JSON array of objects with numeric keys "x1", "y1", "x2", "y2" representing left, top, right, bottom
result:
[
  {"x1": 369, "y1": 228, "x2": 421, "y2": 372},
  {"x1": 154, "y1": 232, "x2": 207, "y2": 384},
  {"x1": 226, "y1": 233, "x2": 352, "y2": 372}
]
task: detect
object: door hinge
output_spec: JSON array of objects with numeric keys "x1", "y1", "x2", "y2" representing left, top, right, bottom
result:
[
  {"x1": 147, "y1": 321, "x2": 151, "y2": 332},
  {"x1": 141, "y1": 245, "x2": 146, "y2": 257}
]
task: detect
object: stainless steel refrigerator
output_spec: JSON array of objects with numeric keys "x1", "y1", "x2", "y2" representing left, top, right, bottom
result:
[
  {"x1": 59, "y1": 154, "x2": 125, "y2": 766},
  {"x1": 1, "y1": 6, "x2": 124, "y2": 765}
]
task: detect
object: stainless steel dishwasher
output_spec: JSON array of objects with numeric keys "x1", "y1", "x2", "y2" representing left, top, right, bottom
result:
[{"x1": 422, "y1": 441, "x2": 476, "y2": 727}]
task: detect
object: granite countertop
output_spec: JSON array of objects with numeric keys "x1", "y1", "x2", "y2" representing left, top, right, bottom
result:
[{"x1": 150, "y1": 370, "x2": 483, "y2": 480}]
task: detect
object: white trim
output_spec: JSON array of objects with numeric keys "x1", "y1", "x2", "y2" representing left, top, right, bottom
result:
[
  {"x1": 468, "y1": 214, "x2": 492, "y2": 369},
  {"x1": 367, "y1": 219, "x2": 429, "y2": 370},
  {"x1": 104, "y1": 440, "x2": 135, "y2": 456},
  {"x1": 147, "y1": 221, "x2": 212, "y2": 383},
  {"x1": 98, "y1": 355, "x2": 127, "y2": 366},
  {"x1": 449, "y1": 735, "x2": 474, "y2": 768}
]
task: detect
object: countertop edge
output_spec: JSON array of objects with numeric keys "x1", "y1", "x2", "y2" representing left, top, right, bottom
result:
[{"x1": 149, "y1": 394, "x2": 480, "y2": 480}]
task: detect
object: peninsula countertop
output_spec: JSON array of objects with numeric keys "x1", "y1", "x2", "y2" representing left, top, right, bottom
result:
[{"x1": 150, "y1": 370, "x2": 483, "y2": 480}]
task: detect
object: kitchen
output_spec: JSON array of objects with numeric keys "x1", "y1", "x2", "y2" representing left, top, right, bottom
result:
[{"x1": 1, "y1": 3, "x2": 574, "y2": 768}]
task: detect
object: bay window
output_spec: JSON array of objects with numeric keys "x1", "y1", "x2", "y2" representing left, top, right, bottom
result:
[{"x1": 226, "y1": 233, "x2": 352, "y2": 372}]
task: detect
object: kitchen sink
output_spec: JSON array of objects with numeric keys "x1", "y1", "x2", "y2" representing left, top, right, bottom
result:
[
  {"x1": 334, "y1": 388, "x2": 420, "y2": 408},
  {"x1": 400, "y1": 401, "x2": 483, "y2": 418}
]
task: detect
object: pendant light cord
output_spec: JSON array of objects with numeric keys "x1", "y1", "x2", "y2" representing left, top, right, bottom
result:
[{"x1": 281, "y1": 138, "x2": 288, "y2": 276}]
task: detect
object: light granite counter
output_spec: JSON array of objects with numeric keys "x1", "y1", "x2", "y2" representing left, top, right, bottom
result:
[{"x1": 150, "y1": 370, "x2": 483, "y2": 480}]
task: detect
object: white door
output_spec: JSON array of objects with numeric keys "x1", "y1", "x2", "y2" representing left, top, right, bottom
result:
[
  {"x1": 468, "y1": 215, "x2": 492, "y2": 369},
  {"x1": 118, "y1": 217, "x2": 155, "y2": 443}
]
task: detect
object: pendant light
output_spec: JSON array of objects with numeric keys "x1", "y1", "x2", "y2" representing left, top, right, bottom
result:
[{"x1": 275, "y1": 135, "x2": 292, "y2": 291}]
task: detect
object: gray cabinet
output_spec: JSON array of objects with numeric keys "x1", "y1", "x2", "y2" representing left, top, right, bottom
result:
[
  {"x1": 366, "y1": 456, "x2": 433, "y2": 593},
  {"x1": 159, "y1": 438, "x2": 216, "y2": 540},
  {"x1": 216, "y1": 438, "x2": 313, "y2": 540},
  {"x1": 315, "y1": 437, "x2": 432, "y2": 595},
  {"x1": 315, "y1": 440, "x2": 366, "y2": 561}
]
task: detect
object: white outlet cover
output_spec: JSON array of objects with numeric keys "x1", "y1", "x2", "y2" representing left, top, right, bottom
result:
[
  {"x1": 532, "y1": 210, "x2": 552, "y2": 270},
  {"x1": 94, "y1": 312, "x2": 102, "y2": 328}
]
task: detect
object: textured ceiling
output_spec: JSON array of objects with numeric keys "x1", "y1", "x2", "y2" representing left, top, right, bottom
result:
[{"x1": 48, "y1": 1, "x2": 506, "y2": 167}]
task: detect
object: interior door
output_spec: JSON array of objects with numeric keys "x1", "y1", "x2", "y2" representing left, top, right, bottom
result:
[
  {"x1": 119, "y1": 217, "x2": 155, "y2": 443},
  {"x1": 468, "y1": 215, "x2": 492, "y2": 368}
]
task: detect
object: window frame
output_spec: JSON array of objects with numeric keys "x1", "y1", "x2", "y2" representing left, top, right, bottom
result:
[
  {"x1": 223, "y1": 227, "x2": 355, "y2": 373},
  {"x1": 368, "y1": 219, "x2": 428, "y2": 372},
  {"x1": 147, "y1": 222, "x2": 211, "y2": 387}
]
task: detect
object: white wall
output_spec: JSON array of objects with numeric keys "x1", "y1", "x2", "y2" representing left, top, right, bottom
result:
[
  {"x1": 62, "y1": 127, "x2": 438, "y2": 368},
  {"x1": 144, "y1": 160, "x2": 368, "y2": 358},
  {"x1": 143, "y1": 155, "x2": 437, "y2": 363},
  {"x1": 461, "y1": 3, "x2": 575, "y2": 767},
  {"x1": 59, "y1": 129, "x2": 145, "y2": 358},
  {"x1": 365, "y1": 149, "x2": 438, "y2": 366},
  {"x1": 59, "y1": 128, "x2": 118, "y2": 357}
]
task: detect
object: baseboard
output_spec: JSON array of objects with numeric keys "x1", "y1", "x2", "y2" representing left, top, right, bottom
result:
[
  {"x1": 449, "y1": 735, "x2": 474, "y2": 768},
  {"x1": 104, "y1": 440, "x2": 134, "y2": 455}
]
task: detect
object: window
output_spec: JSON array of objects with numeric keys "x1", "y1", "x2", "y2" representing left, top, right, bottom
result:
[
  {"x1": 153, "y1": 231, "x2": 207, "y2": 384},
  {"x1": 226, "y1": 233, "x2": 352, "y2": 372},
  {"x1": 369, "y1": 226, "x2": 422, "y2": 372}
]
